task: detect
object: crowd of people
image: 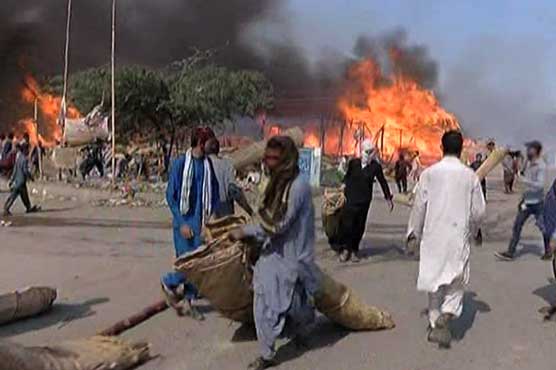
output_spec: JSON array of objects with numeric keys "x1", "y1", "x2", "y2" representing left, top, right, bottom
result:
[
  {"x1": 2, "y1": 123, "x2": 556, "y2": 368},
  {"x1": 159, "y1": 128, "x2": 556, "y2": 367}
]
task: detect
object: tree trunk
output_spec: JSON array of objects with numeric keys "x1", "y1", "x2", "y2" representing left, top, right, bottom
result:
[
  {"x1": 98, "y1": 300, "x2": 168, "y2": 337},
  {"x1": 166, "y1": 124, "x2": 176, "y2": 174}
]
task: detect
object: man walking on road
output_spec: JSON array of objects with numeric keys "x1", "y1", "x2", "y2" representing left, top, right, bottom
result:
[
  {"x1": 3, "y1": 143, "x2": 40, "y2": 216},
  {"x1": 495, "y1": 140, "x2": 552, "y2": 261},
  {"x1": 408, "y1": 130, "x2": 486, "y2": 349},
  {"x1": 338, "y1": 139, "x2": 394, "y2": 263},
  {"x1": 1, "y1": 133, "x2": 14, "y2": 160},
  {"x1": 230, "y1": 136, "x2": 320, "y2": 370},
  {"x1": 394, "y1": 152, "x2": 411, "y2": 194},
  {"x1": 470, "y1": 153, "x2": 487, "y2": 200}
]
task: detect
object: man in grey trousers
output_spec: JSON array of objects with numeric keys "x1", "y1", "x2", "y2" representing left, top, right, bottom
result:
[{"x1": 3, "y1": 143, "x2": 39, "y2": 217}]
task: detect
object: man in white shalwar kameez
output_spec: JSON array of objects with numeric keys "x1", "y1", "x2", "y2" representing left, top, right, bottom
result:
[{"x1": 407, "y1": 130, "x2": 486, "y2": 349}]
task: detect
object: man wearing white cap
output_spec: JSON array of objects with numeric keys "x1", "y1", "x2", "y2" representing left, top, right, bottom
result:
[{"x1": 338, "y1": 139, "x2": 393, "y2": 263}]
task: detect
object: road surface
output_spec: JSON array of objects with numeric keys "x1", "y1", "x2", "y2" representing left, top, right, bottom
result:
[{"x1": 1, "y1": 176, "x2": 555, "y2": 370}]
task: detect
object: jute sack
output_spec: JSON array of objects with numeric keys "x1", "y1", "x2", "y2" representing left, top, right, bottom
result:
[
  {"x1": 175, "y1": 216, "x2": 396, "y2": 331},
  {"x1": 322, "y1": 187, "x2": 345, "y2": 240},
  {"x1": 175, "y1": 216, "x2": 255, "y2": 323},
  {"x1": 201, "y1": 215, "x2": 250, "y2": 241},
  {"x1": 314, "y1": 271, "x2": 395, "y2": 331},
  {"x1": 230, "y1": 127, "x2": 304, "y2": 171},
  {"x1": 0, "y1": 287, "x2": 57, "y2": 325},
  {"x1": 0, "y1": 335, "x2": 151, "y2": 370}
]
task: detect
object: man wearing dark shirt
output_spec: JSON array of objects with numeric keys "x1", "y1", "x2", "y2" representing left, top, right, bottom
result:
[
  {"x1": 394, "y1": 152, "x2": 411, "y2": 193},
  {"x1": 1, "y1": 133, "x2": 14, "y2": 160},
  {"x1": 469, "y1": 153, "x2": 486, "y2": 245},
  {"x1": 470, "y1": 153, "x2": 486, "y2": 200},
  {"x1": 339, "y1": 139, "x2": 394, "y2": 263}
]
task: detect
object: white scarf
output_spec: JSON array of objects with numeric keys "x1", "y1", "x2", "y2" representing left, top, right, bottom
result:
[
  {"x1": 179, "y1": 149, "x2": 213, "y2": 224},
  {"x1": 361, "y1": 139, "x2": 375, "y2": 168}
]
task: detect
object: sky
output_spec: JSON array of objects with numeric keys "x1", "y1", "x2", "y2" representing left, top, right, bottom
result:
[
  {"x1": 281, "y1": 0, "x2": 556, "y2": 145},
  {"x1": 3, "y1": 0, "x2": 556, "y2": 146}
]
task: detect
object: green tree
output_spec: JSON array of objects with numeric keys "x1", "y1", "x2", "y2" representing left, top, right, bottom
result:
[
  {"x1": 166, "y1": 64, "x2": 273, "y2": 126},
  {"x1": 47, "y1": 54, "x2": 274, "y2": 156}
]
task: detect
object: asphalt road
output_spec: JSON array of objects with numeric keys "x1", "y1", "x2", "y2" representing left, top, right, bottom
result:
[{"x1": 1, "y1": 177, "x2": 555, "y2": 370}]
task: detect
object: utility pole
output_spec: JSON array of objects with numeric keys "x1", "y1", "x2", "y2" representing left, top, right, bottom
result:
[
  {"x1": 61, "y1": 0, "x2": 72, "y2": 133},
  {"x1": 111, "y1": 0, "x2": 117, "y2": 182},
  {"x1": 34, "y1": 99, "x2": 42, "y2": 178}
]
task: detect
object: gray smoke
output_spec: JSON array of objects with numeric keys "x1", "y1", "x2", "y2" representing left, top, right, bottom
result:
[
  {"x1": 2, "y1": 1, "x2": 440, "y2": 129},
  {"x1": 440, "y1": 35, "x2": 554, "y2": 148},
  {"x1": 352, "y1": 29, "x2": 438, "y2": 89},
  {"x1": 1, "y1": 0, "x2": 294, "y2": 127}
]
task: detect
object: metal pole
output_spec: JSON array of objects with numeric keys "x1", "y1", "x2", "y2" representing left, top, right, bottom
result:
[
  {"x1": 111, "y1": 0, "x2": 117, "y2": 182},
  {"x1": 34, "y1": 99, "x2": 43, "y2": 178},
  {"x1": 61, "y1": 0, "x2": 72, "y2": 133}
]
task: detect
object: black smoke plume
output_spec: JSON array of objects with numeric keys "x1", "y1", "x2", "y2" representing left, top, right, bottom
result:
[{"x1": 2, "y1": 1, "x2": 439, "y2": 128}]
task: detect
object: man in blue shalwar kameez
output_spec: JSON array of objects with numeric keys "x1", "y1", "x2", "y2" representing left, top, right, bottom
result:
[
  {"x1": 230, "y1": 136, "x2": 321, "y2": 370},
  {"x1": 162, "y1": 127, "x2": 219, "y2": 320}
]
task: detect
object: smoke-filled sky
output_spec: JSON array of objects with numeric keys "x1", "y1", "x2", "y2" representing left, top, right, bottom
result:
[{"x1": 2, "y1": 0, "x2": 556, "y2": 146}]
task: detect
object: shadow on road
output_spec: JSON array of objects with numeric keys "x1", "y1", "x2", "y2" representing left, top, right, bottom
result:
[
  {"x1": 276, "y1": 316, "x2": 350, "y2": 366},
  {"x1": 353, "y1": 242, "x2": 411, "y2": 264},
  {"x1": 0, "y1": 297, "x2": 110, "y2": 338},
  {"x1": 35, "y1": 207, "x2": 80, "y2": 214},
  {"x1": 3, "y1": 216, "x2": 169, "y2": 230},
  {"x1": 533, "y1": 281, "x2": 556, "y2": 306},
  {"x1": 451, "y1": 292, "x2": 491, "y2": 341},
  {"x1": 230, "y1": 315, "x2": 351, "y2": 364},
  {"x1": 231, "y1": 322, "x2": 257, "y2": 343}
]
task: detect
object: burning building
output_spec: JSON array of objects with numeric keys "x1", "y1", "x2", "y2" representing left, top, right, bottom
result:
[
  {"x1": 17, "y1": 75, "x2": 81, "y2": 147},
  {"x1": 299, "y1": 57, "x2": 460, "y2": 162}
]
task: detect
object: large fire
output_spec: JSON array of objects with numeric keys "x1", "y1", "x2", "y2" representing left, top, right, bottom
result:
[
  {"x1": 304, "y1": 58, "x2": 460, "y2": 161},
  {"x1": 17, "y1": 75, "x2": 81, "y2": 147}
]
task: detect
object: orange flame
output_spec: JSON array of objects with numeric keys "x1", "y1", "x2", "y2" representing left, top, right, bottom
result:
[
  {"x1": 16, "y1": 75, "x2": 81, "y2": 148},
  {"x1": 304, "y1": 58, "x2": 460, "y2": 162}
]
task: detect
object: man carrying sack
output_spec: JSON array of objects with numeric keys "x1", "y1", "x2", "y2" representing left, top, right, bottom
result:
[
  {"x1": 229, "y1": 136, "x2": 321, "y2": 370},
  {"x1": 408, "y1": 130, "x2": 486, "y2": 349},
  {"x1": 161, "y1": 127, "x2": 220, "y2": 320}
]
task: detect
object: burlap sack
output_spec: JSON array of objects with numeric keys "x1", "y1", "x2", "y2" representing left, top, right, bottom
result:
[
  {"x1": 230, "y1": 127, "x2": 304, "y2": 171},
  {"x1": 314, "y1": 271, "x2": 395, "y2": 331},
  {"x1": 0, "y1": 287, "x2": 57, "y2": 325},
  {"x1": 175, "y1": 217, "x2": 396, "y2": 331},
  {"x1": 201, "y1": 215, "x2": 249, "y2": 241},
  {"x1": 0, "y1": 335, "x2": 151, "y2": 370},
  {"x1": 175, "y1": 216, "x2": 255, "y2": 323},
  {"x1": 322, "y1": 188, "x2": 345, "y2": 240}
]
